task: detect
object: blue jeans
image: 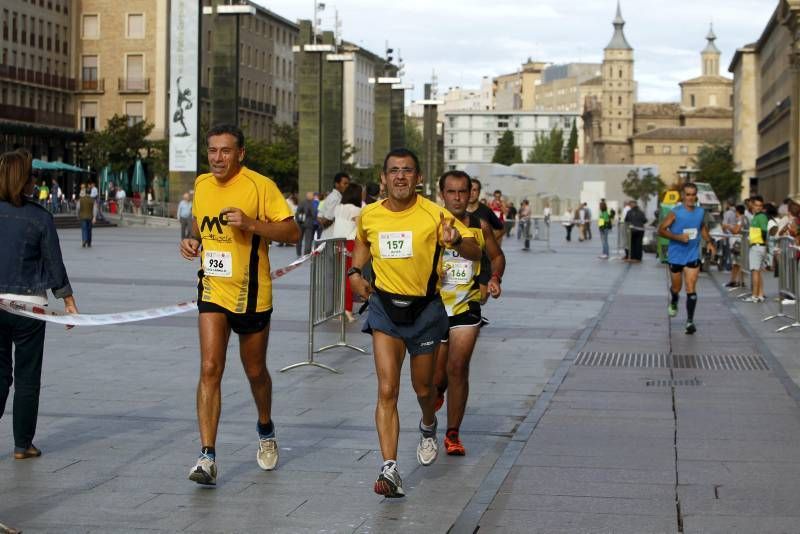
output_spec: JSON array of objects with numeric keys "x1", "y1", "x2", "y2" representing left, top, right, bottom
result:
[
  {"x1": 600, "y1": 228, "x2": 610, "y2": 256},
  {"x1": 81, "y1": 219, "x2": 92, "y2": 245}
]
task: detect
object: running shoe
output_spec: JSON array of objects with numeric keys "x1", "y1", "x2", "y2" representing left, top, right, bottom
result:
[
  {"x1": 668, "y1": 303, "x2": 677, "y2": 317},
  {"x1": 741, "y1": 296, "x2": 766, "y2": 303},
  {"x1": 374, "y1": 462, "x2": 405, "y2": 498},
  {"x1": 257, "y1": 437, "x2": 279, "y2": 471},
  {"x1": 444, "y1": 430, "x2": 466, "y2": 456},
  {"x1": 685, "y1": 321, "x2": 696, "y2": 335},
  {"x1": 188, "y1": 453, "x2": 217, "y2": 485},
  {"x1": 782, "y1": 298, "x2": 796, "y2": 306},
  {"x1": 416, "y1": 418, "x2": 439, "y2": 466},
  {"x1": 724, "y1": 281, "x2": 741, "y2": 288}
]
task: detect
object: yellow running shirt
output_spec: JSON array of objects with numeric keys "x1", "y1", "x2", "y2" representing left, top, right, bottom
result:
[
  {"x1": 357, "y1": 195, "x2": 473, "y2": 297},
  {"x1": 192, "y1": 167, "x2": 292, "y2": 313},
  {"x1": 440, "y1": 213, "x2": 485, "y2": 316}
]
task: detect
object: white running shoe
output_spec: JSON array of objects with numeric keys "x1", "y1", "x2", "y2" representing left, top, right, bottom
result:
[
  {"x1": 188, "y1": 453, "x2": 217, "y2": 485},
  {"x1": 374, "y1": 461, "x2": 405, "y2": 498},
  {"x1": 416, "y1": 418, "x2": 439, "y2": 466},
  {"x1": 257, "y1": 437, "x2": 279, "y2": 471}
]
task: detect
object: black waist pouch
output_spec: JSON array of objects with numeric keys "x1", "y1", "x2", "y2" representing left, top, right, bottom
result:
[{"x1": 374, "y1": 287, "x2": 436, "y2": 325}]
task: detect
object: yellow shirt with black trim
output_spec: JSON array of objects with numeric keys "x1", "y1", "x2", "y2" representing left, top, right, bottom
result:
[
  {"x1": 356, "y1": 195, "x2": 474, "y2": 297},
  {"x1": 192, "y1": 166, "x2": 292, "y2": 313},
  {"x1": 440, "y1": 212, "x2": 485, "y2": 316}
]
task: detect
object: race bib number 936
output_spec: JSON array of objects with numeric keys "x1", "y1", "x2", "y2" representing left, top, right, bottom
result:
[{"x1": 203, "y1": 251, "x2": 232, "y2": 277}]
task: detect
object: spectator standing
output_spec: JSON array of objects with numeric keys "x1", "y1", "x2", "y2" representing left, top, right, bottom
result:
[
  {"x1": 76, "y1": 190, "x2": 97, "y2": 248},
  {"x1": 743, "y1": 196, "x2": 768, "y2": 303},
  {"x1": 332, "y1": 183, "x2": 363, "y2": 322},
  {"x1": 563, "y1": 207, "x2": 574, "y2": 241},
  {"x1": 519, "y1": 199, "x2": 531, "y2": 251},
  {"x1": 115, "y1": 187, "x2": 127, "y2": 213},
  {"x1": 624, "y1": 200, "x2": 647, "y2": 262},
  {"x1": 598, "y1": 200, "x2": 611, "y2": 259},
  {"x1": 177, "y1": 192, "x2": 193, "y2": 239},
  {"x1": 295, "y1": 192, "x2": 317, "y2": 256},
  {"x1": 49, "y1": 178, "x2": 60, "y2": 213},
  {"x1": 0, "y1": 149, "x2": 79, "y2": 460},
  {"x1": 584, "y1": 202, "x2": 593, "y2": 240},
  {"x1": 505, "y1": 202, "x2": 517, "y2": 238},
  {"x1": 318, "y1": 173, "x2": 350, "y2": 239}
]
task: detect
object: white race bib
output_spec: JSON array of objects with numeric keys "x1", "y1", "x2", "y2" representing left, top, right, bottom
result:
[
  {"x1": 203, "y1": 251, "x2": 233, "y2": 277},
  {"x1": 683, "y1": 228, "x2": 698, "y2": 240},
  {"x1": 379, "y1": 232, "x2": 413, "y2": 259},
  {"x1": 443, "y1": 259, "x2": 473, "y2": 285}
]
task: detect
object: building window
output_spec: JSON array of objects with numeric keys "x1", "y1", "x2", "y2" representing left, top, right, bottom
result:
[
  {"x1": 82, "y1": 14, "x2": 99, "y2": 39},
  {"x1": 690, "y1": 94, "x2": 695, "y2": 107},
  {"x1": 127, "y1": 14, "x2": 144, "y2": 39},
  {"x1": 645, "y1": 145, "x2": 654, "y2": 155},
  {"x1": 680, "y1": 145, "x2": 688, "y2": 155},
  {"x1": 448, "y1": 149, "x2": 456, "y2": 160},
  {"x1": 80, "y1": 101, "x2": 98, "y2": 131},
  {"x1": 126, "y1": 54, "x2": 144, "y2": 89},
  {"x1": 617, "y1": 122, "x2": 621, "y2": 130},
  {"x1": 662, "y1": 145, "x2": 671, "y2": 155},
  {"x1": 81, "y1": 55, "x2": 98, "y2": 89},
  {"x1": 485, "y1": 133, "x2": 491, "y2": 144},
  {"x1": 125, "y1": 101, "x2": 144, "y2": 125},
  {"x1": 618, "y1": 96, "x2": 622, "y2": 106}
]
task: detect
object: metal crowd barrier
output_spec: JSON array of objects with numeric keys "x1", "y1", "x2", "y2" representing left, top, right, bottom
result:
[
  {"x1": 732, "y1": 233, "x2": 751, "y2": 298},
  {"x1": 770, "y1": 239, "x2": 800, "y2": 333},
  {"x1": 523, "y1": 216, "x2": 554, "y2": 253},
  {"x1": 280, "y1": 238, "x2": 365, "y2": 374}
]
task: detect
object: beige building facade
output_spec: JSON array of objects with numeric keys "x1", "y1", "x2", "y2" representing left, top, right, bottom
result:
[
  {"x1": 729, "y1": 44, "x2": 758, "y2": 197},
  {"x1": 493, "y1": 59, "x2": 546, "y2": 111},
  {"x1": 73, "y1": 0, "x2": 168, "y2": 139}
]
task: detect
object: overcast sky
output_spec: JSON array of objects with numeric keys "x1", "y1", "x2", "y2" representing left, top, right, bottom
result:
[{"x1": 254, "y1": 0, "x2": 775, "y2": 103}]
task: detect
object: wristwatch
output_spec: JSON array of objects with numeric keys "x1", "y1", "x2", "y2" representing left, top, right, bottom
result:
[{"x1": 347, "y1": 266, "x2": 362, "y2": 277}]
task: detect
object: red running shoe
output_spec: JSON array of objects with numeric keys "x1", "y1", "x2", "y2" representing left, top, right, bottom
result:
[{"x1": 444, "y1": 430, "x2": 465, "y2": 456}]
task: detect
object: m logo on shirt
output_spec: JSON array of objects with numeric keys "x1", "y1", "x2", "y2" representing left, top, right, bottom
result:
[{"x1": 200, "y1": 215, "x2": 228, "y2": 234}]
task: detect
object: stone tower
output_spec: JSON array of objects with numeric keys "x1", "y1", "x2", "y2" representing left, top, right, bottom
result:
[
  {"x1": 701, "y1": 24, "x2": 721, "y2": 76},
  {"x1": 600, "y1": 1, "x2": 635, "y2": 160}
]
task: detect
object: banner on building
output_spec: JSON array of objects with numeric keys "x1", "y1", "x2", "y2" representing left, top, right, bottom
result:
[{"x1": 168, "y1": 0, "x2": 199, "y2": 172}]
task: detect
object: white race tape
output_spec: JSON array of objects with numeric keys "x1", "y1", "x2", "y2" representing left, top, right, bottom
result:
[{"x1": 0, "y1": 243, "x2": 325, "y2": 326}]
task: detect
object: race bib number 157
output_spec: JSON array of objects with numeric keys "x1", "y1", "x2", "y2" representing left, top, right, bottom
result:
[{"x1": 379, "y1": 232, "x2": 413, "y2": 259}]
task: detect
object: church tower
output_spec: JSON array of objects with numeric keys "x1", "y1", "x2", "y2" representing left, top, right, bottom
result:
[
  {"x1": 701, "y1": 24, "x2": 721, "y2": 76},
  {"x1": 600, "y1": 1, "x2": 635, "y2": 159}
]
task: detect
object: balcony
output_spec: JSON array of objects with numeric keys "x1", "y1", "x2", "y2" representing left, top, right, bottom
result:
[
  {"x1": 0, "y1": 103, "x2": 75, "y2": 129},
  {"x1": 76, "y1": 78, "x2": 105, "y2": 94},
  {"x1": 0, "y1": 65, "x2": 76, "y2": 91},
  {"x1": 118, "y1": 78, "x2": 150, "y2": 94}
]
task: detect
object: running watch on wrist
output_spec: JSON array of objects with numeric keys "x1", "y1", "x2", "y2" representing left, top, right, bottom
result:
[{"x1": 347, "y1": 267, "x2": 362, "y2": 277}]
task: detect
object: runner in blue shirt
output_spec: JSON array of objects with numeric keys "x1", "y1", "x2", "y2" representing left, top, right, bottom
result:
[{"x1": 657, "y1": 182, "x2": 716, "y2": 334}]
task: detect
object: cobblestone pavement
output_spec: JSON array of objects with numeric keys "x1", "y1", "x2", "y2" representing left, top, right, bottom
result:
[{"x1": 1, "y1": 225, "x2": 799, "y2": 533}]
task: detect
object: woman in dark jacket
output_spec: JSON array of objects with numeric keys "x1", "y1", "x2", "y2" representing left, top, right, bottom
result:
[{"x1": 0, "y1": 149, "x2": 78, "y2": 459}]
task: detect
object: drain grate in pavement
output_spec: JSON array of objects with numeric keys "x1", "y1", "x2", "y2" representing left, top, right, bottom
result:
[
  {"x1": 575, "y1": 352, "x2": 669, "y2": 368},
  {"x1": 575, "y1": 352, "x2": 769, "y2": 371},
  {"x1": 646, "y1": 377, "x2": 703, "y2": 387}
]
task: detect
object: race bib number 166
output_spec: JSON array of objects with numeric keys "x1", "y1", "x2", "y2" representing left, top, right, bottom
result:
[{"x1": 379, "y1": 232, "x2": 413, "y2": 259}]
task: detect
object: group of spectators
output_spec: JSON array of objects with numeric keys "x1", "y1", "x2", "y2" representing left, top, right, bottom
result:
[{"x1": 721, "y1": 195, "x2": 800, "y2": 303}]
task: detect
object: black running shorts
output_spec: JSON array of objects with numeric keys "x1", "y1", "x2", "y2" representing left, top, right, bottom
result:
[{"x1": 197, "y1": 300, "x2": 272, "y2": 334}]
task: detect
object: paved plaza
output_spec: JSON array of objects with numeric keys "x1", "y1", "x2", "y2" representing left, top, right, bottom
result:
[{"x1": 2, "y1": 225, "x2": 800, "y2": 533}]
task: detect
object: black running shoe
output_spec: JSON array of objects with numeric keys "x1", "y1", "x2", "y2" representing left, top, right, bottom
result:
[{"x1": 685, "y1": 321, "x2": 696, "y2": 335}]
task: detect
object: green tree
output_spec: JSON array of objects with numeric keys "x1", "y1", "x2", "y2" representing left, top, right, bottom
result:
[
  {"x1": 564, "y1": 120, "x2": 578, "y2": 164},
  {"x1": 243, "y1": 123, "x2": 298, "y2": 193},
  {"x1": 84, "y1": 114, "x2": 154, "y2": 174},
  {"x1": 622, "y1": 168, "x2": 666, "y2": 205},
  {"x1": 693, "y1": 141, "x2": 742, "y2": 201},
  {"x1": 526, "y1": 126, "x2": 563, "y2": 164},
  {"x1": 492, "y1": 130, "x2": 523, "y2": 165}
]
